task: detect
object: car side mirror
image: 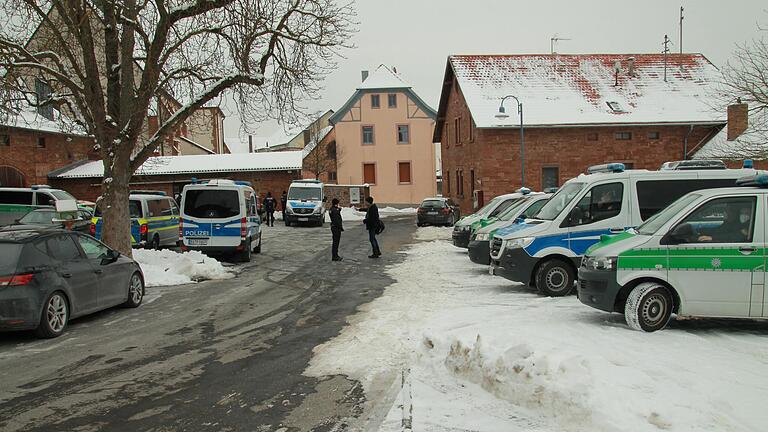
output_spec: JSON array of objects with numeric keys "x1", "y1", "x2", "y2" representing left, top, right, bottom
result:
[{"x1": 101, "y1": 249, "x2": 120, "y2": 264}]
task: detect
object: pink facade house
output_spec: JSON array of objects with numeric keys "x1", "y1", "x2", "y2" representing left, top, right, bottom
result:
[{"x1": 330, "y1": 65, "x2": 437, "y2": 206}]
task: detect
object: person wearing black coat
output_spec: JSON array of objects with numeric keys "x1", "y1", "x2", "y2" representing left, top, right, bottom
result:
[
  {"x1": 363, "y1": 196, "x2": 381, "y2": 258},
  {"x1": 264, "y1": 192, "x2": 276, "y2": 226},
  {"x1": 329, "y1": 198, "x2": 344, "y2": 261},
  {"x1": 280, "y1": 191, "x2": 288, "y2": 214}
]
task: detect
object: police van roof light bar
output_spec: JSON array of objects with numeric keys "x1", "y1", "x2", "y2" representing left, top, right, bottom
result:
[
  {"x1": 735, "y1": 174, "x2": 768, "y2": 187},
  {"x1": 515, "y1": 187, "x2": 532, "y2": 195},
  {"x1": 659, "y1": 160, "x2": 727, "y2": 171},
  {"x1": 587, "y1": 163, "x2": 625, "y2": 174}
]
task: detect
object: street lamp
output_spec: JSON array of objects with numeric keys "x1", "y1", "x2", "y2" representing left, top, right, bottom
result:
[{"x1": 495, "y1": 95, "x2": 525, "y2": 187}]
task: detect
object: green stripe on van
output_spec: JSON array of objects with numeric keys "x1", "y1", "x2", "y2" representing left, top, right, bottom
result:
[{"x1": 619, "y1": 247, "x2": 765, "y2": 271}]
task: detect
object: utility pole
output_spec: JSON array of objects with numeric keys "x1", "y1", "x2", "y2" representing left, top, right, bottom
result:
[
  {"x1": 663, "y1": 34, "x2": 671, "y2": 82},
  {"x1": 679, "y1": 6, "x2": 684, "y2": 54}
]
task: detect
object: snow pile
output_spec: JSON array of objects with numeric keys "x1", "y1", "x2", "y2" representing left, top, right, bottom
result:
[
  {"x1": 379, "y1": 207, "x2": 417, "y2": 215},
  {"x1": 307, "y1": 228, "x2": 768, "y2": 431},
  {"x1": 133, "y1": 249, "x2": 234, "y2": 287}
]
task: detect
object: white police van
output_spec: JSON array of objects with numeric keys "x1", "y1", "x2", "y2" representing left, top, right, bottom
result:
[
  {"x1": 489, "y1": 160, "x2": 758, "y2": 296},
  {"x1": 284, "y1": 180, "x2": 326, "y2": 227},
  {"x1": 179, "y1": 179, "x2": 262, "y2": 261}
]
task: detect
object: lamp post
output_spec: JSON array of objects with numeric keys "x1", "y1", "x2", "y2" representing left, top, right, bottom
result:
[{"x1": 495, "y1": 95, "x2": 525, "y2": 187}]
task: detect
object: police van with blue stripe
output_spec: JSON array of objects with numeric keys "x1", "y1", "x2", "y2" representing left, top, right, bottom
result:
[
  {"x1": 489, "y1": 160, "x2": 758, "y2": 296},
  {"x1": 179, "y1": 179, "x2": 262, "y2": 262},
  {"x1": 284, "y1": 179, "x2": 326, "y2": 227},
  {"x1": 91, "y1": 192, "x2": 179, "y2": 249}
]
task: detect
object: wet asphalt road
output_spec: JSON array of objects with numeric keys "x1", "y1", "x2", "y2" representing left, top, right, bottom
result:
[{"x1": 0, "y1": 216, "x2": 418, "y2": 432}]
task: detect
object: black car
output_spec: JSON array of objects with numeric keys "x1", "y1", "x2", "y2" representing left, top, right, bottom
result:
[
  {"x1": 0, "y1": 227, "x2": 144, "y2": 338},
  {"x1": 4, "y1": 208, "x2": 92, "y2": 234},
  {"x1": 417, "y1": 197, "x2": 460, "y2": 227}
]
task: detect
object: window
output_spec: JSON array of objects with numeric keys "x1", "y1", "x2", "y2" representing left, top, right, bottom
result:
[
  {"x1": 37, "y1": 137, "x2": 46, "y2": 148},
  {"x1": 470, "y1": 169, "x2": 475, "y2": 192},
  {"x1": 76, "y1": 235, "x2": 110, "y2": 259},
  {"x1": 326, "y1": 141, "x2": 337, "y2": 159},
  {"x1": 489, "y1": 199, "x2": 517, "y2": 217},
  {"x1": 648, "y1": 131, "x2": 660, "y2": 140},
  {"x1": 35, "y1": 79, "x2": 54, "y2": 120},
  {"x1": 148, "y1": 199, "x2": 172, "y2": 217},
  {"x1": 635, "y1": 179, "x2": 738, "y2": 221},
  {"x1": 363, "y1": 163, "x2": 376, "y2": 184},
  {"x1": 388, "y1": 94, "x2": 397, "y2": 108},
  {"x1": 362, "y1": 126, "x2": 375, "y2": 145},
  {"x1": 587, "y1": 133, "x2": 598, "y2": 141},
  {"x1": 522, "y1": 200, "x2": 548, "y2": 218},
  {"x1": 542, "y1": 167, "x2": 559, "y2": 190},
  {"x1": 397, "y1": 125, "x2": 410, "y2": 144},
  {"x1": 606, "y1": 101, "x2": 624, "y2": 112},
  {"x1": 454, "y1": 118, "x2": 461, "y2": 144},
  {"x1": 445, "y1": 171, "x2": 451, "y2": 195},
  {"x1": 183, "y1": 189, "x2": 240, "y2": 218},
  {"x1": 567, "y1": 182, "x2": 623, "y2": 227},
  {"x1": 371, "y1": 94, "x2": 380, "y2": 109},
  {"x1": 672, "y1": 196, "x2": 756, "y2": 244},
  {"x1": 45, "y1": 234, "x2": 82, "y2": 261},
  {"x1": 468, "y1": 119, "x2": 474, "y2": 142},
  {"x1": 328, "y1": 171, "x2": 338, "y2": 181},
  {"x1": 615, "y1": 132, "x2": 632, "y2": 140},
  {"x1": 35, "y1": 192, "x2": 55, "y2": 206},
  {"x1": 398, "y1": 162, "x2": 411, "y2": 184},
  {"x1": 0, "y1": 134, "x2": 8, "y2": 146},
  {"x1": 457, "y1": 170, "x2": 464, "y2": 196}
]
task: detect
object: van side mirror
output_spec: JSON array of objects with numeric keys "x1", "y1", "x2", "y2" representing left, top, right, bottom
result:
[{"x1": 661, "y1": 223, "x2": 694, "y2": 245}]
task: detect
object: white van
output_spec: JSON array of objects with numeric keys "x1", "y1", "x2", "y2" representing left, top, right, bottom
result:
[
  {"x1": 489, "y1": 161, "x2": 758, "y2": 296},
  {"x1": 284, "y1": 180, "x2": 326, "y2": 227},
  {"x1": 0, "y1": 186, "x2": 78, "y2": 226},
  {"x1": 179, "y1": 180, "x2": 262, "y2": 261}
]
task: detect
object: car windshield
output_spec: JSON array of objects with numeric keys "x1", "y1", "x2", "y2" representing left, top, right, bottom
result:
[
  {"x1": 50, "y1": 190, "x2": 76, "y2": 201},
  {"x1": 184, "y1": 189, "x2": 240, "y2": 219},
  {"x1": 534, "y1": 182, "x2": 586, "y2": 221},
  {"x1": 288, "y1": 187, "x2": 321, "y2": 201},
  {"x1": 421, "y1": 200, "x2": 446, "y2": 209},
  {"x1": 94, "y1": 200, "x2": 142, "y2": 218},
  {"x1": 496, "y1": 199, "x2": 530, "y2": 221},
  {"x1": 0, "y1": 243, "x2": 22, "y2": 275},
  {"x1": 20, "y1": 210, "x2": 58, "y2": 224},
  {"x1": 636, "y1": 193, "x2": 702, "y2": 236}
]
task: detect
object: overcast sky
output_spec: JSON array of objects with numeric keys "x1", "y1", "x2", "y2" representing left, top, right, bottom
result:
[{"x1": 224, "y1": 0, "x2": 767, "y2": 140}]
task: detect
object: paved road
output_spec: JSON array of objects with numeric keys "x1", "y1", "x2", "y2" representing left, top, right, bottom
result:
[{"x1": 0, "y1": 216, "x2": 417, "y2": 432}]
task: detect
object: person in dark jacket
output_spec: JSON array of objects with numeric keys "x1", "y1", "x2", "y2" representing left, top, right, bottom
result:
[
  {"x1": 264, "y1": 192, "x2": 276, "y2": 227},
  {"x1": 329, "y1": 198, "x2": 344, "y2": 261},
  {"x1": 280, "y1": 191, "x2": 288, "y2": 220},
  {"x1": 363, "y1": 196, "x2": 381, "y2": 258}
]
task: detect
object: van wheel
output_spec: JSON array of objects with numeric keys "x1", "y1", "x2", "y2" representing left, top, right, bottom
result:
[
  {"x1": 124, "y1": 272, "x2": 144, "y2": 308},
  {"x1": 285, "y1": 220, "x2": 290, "y2": 227},
  {"x1": 254, "y1": 232, "x2": 262, "y2": 254},
  {"x1": 35, "y1": 291, "x2": 69, "y2": 338},
  {"x1": 240, "y1": 238, "x2": 252, "y2": 262},
  {"x1": 148, "y1": 235, "x2": 160, "y2": 250},
  {"x1": 625, "y1": 282, "x2": 673, "y2": 332},
  {"x1": 535, "y1": 259, "x2": 575, "y2": 297}
]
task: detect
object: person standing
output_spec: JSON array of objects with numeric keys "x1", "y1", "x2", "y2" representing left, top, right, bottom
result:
[
  {"x1": 264, "y1": 192, "x2": 276, "y2": 227},
  {"x1": 329, "y1": 198, "x2": 344, "y2": 261},
  {"x1": 280, "y1": 190, "x2": 288, "y2": 220},
  {"x1": 363, "y1": 196, "x2": 381, "y2": 258}
]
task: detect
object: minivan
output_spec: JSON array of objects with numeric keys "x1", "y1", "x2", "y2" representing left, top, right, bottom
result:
[
  {"x1": 92, "y1": 192, "x2": 180, "y2": 249},
  {"x1": 0, "y1": 186, "x2": 78, "y2": 226}
]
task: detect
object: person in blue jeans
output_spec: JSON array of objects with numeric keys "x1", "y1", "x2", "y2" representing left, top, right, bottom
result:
[{"x1": 363, "y1": 196, "x2": 381, "y2": 258}]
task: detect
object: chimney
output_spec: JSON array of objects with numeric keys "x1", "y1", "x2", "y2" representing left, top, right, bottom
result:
[
  {"x1": 626, "y1": 57, "x2": 635, "y2": 77},
  {"x1": 727, "y1": 100, "x2": 748, "y2": 141},
  {"x1": 361, "y1": 70, "x2": 369, "y2": 82},
  {"x1": 248, "y1": 135, "x2": 253, "y2": 153}
]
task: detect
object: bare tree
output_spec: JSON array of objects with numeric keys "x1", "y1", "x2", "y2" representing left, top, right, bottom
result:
[
  {"x1": 0, "y1": 0, "x2": 354, "y2": 254},
  {"x1": 302, "y1": 111, "x2": 337, "y2": 180}
]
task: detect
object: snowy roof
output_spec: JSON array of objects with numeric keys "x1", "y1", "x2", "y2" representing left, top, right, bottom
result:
[
  {"x1": 51, "y1": 151, "x2": 303, "y2": 179},
  {"x1": 0, "y1": 109, "x2": 88, "y2": 136},
  {"x1": 301, "y1": 125, "x2": 334, "y2": 158},
  {"x1": 693, "y1": 127, "x2": 768, "y2": 161},
  {"x1": 436, "y1": 54, "x2": 725, "y2": 136},
  {"x1": 358, "y1": 64, "x2": 410, "y2": 90}
]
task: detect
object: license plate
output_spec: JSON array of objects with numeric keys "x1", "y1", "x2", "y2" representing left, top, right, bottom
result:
[
  {"x1": 428, "y1": 211, "x2": 437, "y2": 215},
  {"x1": 187, "y1": 238, "x2": 208, "y2": 246},
  {"x1": 298, "y1": 217, "x2": 308, "y2": 222}
]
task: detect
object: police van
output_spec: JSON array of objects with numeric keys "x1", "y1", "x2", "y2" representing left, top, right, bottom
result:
[
  {"x1": 578, "y1": 173, "x2": 768, "y2": 332},
  {"x1": 0, "y1": 186, "x2": 78, "y2": 225},
  {"x1": 489, "y1": 160, "x2": 758, "y2": 296},
  {"x1": 179, "y1": 179, "x2": 262, "y2": 261},
  {"x1": 453, "y1": 189, "x2": 533, "y2": 248},
  {"x1": 91, "y1": 192, "x2": 179, "y2": 249},
  {"x1": 284, "y1": 180, "x2": 326, "y2": 227}
]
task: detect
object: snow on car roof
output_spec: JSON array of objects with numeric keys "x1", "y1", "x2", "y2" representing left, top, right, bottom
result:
[
  {"x1": 52, "y1": 151, "x2": 303, "y2": 179},
  {"x1": 445, "y1": 54, "x2": 724, "y2": 130}
]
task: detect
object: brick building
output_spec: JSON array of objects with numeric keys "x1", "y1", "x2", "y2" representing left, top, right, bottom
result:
[{"x1": 434, "y1": 54, "x2": 728, "y2": 211}]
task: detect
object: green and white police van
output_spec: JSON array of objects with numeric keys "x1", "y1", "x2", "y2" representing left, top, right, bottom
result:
[
  {"x1": 0, "y1": 186, "x2": 78, "y2": 226},
  {"x1": 578, "y1": 173, "x2": 768, "y2": 332}
]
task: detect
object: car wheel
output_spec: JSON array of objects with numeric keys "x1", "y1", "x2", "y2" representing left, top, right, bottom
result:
[
  {"x1": 285, "y1": 219, "x2": 290, "y2": 227},
  {"x1": 254, "y1": 232, "x2": 262, "y2": 254},
  {"x1": 535, "y1": 259, "x2": 575, "y2": 297},
  {"x1": 625, "y1": 282, "x2": 673, "y2": 332},
  {"x1": 417, "y1": 222, "x2": 423, "y2": 227},
  {"x1": 240, "y1": 237, "x2": 252, "y2": 262},
  {"x1": 124, "y1": 272, "x2": 144, "y2": 308},
  {"x1": 35, "y1": 291, "x2": 69, "y2": 338},
  {"x1": 149, "y1": 235, "x2": 160, "y2": 250}
]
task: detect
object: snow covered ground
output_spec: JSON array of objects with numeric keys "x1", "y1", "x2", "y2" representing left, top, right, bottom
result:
[
  {"x1": 274, "y1": 207, "x2": 416, "y2": 223},
  {"x1": 133, "y1": 249, "x2": 234, "y2": 287},
  {"x1": 307, "y1": 227, "x2": 768, "y2": 431}
]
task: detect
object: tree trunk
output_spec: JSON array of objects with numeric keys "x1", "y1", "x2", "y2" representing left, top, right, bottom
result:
[{"x1": 100, "y1": 170, "x2": 133, "y2": 257}]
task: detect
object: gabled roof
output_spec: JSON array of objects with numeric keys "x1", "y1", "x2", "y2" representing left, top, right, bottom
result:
[
  {"x1": 330, "y1": 64, "x2": 436, "y2": 124},
  {"x1": 434, "y1": 53, "x2": 725, "y2": 141},
  {"x1": 693, "y1": 127, "x2": 768, "y2": 161},
  {"x1": 50, "y1": 151, "x2": 303, "y2": 179}
]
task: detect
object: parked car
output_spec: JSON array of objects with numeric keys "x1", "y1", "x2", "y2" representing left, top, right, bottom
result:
[
  {"x1": 91, "y1": 192, "x2": 180, "y2": 249},
  {"x1": 417, "y1": 197, "x2": 460, "y2": 226},
  {"x1": 0, "y1": 185, "x2": 78, "y2": 226},
  {"x1": 578, "y1": 173, "x2": 768, "y2": 332},
  {"x1": 0, "y1": 227, "x2": 144, "y2": 338},
  {"x1": 452, "y1": 189, "x2": 533, "y2": 248},
  {"x1": 3, "y1": 207, "x2": 93, "y2": 234}
]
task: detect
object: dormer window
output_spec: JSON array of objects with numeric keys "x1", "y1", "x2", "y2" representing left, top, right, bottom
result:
[{"x1": 606, "y1": 101, "x2": 624, "y2": 113}]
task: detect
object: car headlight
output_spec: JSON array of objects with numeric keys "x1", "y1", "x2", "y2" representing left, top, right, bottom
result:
[
  {"x1": 584, "y1": 256, "x2": 618, "y2": 271},
  {"x1": 475, "y1": 233, "x2": 490, "y2": 241},
  {"x1": 313, "y1": 206, "x2": 322, "y2": 214},
  {"x1": 505, "y1": 237, "x2": 535, "y2": 249},
  {"x1": 286, "y1": 207, "x2": 294, "y2": 214}
]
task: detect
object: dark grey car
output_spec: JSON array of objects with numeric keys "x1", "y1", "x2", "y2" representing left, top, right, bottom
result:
[
  {"x1": 417, "y1": 197, "x2": 460, "y2": 226},
  {"x1": 0, "y1": 228, "x2": 144, "y2": 338},
  {"x1": 4, "y1": 208, "x2": 93, "y2": 234}
]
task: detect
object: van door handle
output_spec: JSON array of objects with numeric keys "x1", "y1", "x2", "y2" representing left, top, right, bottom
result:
[
  {"x1": 739, "y1": 246, "x2": 757, "y2": 255},
  {"x1": 609, "y1": 228, "x2": 625, "y2": 233}
]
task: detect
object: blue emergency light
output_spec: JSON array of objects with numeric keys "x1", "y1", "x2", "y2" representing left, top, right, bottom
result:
[{"x1": 587, "y1": 163, "x2": 625, "y2": 174}]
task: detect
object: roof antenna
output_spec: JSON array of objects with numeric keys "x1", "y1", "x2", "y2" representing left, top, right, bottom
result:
[
  {"x1": 662, "y1": 34, "x2": 671, "y2": 82},
  {"x1": 613, "y1": 60, "x2": 621, "y2": 86},
  {"x1": 550, "y1": 34, "x2": 572, "y2": 54},
  {"x1": 679, "y1": 6, "x2": 684, "y2": 54}
]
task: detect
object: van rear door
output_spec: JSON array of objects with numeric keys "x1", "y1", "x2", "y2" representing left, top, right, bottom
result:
[{"x1": 182, "y1": 188, "x2": 241, "y2": 247}]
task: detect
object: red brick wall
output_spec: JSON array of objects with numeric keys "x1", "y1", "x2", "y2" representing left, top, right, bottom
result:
[
  {"x1": 0, "y1": 128, "x2": 96, "y2": 187},
  {"x1": 440, "y1": 83, "x2": 723, "y2": 211}
]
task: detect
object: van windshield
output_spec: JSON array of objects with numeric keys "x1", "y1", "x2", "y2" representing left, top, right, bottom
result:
[
  {"x1": 534, "y1": 182, "x2": 585, "y2": 221},
  {"x1": 288, "y1": 187, "x2": 321, "y2": 201},
  {"x1": 497, "y1": 199, "x2": 529, "y2": 221},
  {"x1": 184, "y1": 190, "x2": 240, "y2": 218},
  {"x1": 94, "y1": 200, "x2": 142, "y2": 218},
  {"x1": 474, "y1": 197, "x2": 503, "y2": 217},
  {"x1": 636, "y1": 193, "x2": 701, "y2": 236}
]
